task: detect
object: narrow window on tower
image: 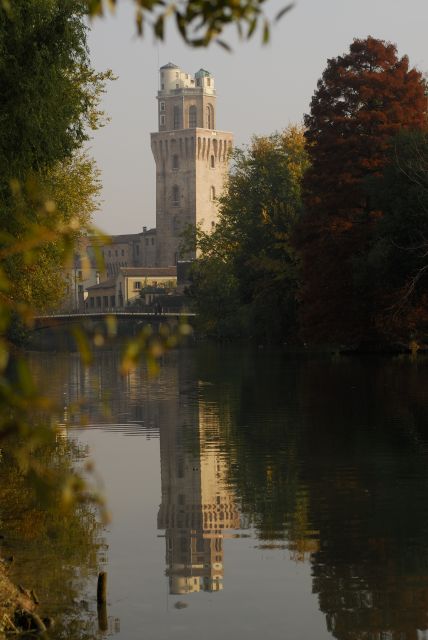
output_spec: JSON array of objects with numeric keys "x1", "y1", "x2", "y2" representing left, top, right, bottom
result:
[
  {"x1": 172, "y1": 155, "x2": 179, "y2": 170},
  {"x1": 210, "y1": 186, "x2": 216, "y2": 201},
  {"x1": 173, "y1": 106, "x2": 180, "y2": 130},
  {"x1": 172, "y1": 185, "x2": 180, "y2": 206},
  {"x1": 160, "y1": 114, "x2": 165, "y2": 126},
  {"x1": 206, "y1": 104, "x2": 214, "y2": 129},
  {"x1": 189, "y1": 105, "x2": 196, "y2": 128},
  {"x1": 160, "y1": 101, "x2": 165, "y2": 111},
  {"x1": 210, "y1": 154, "x2": 215, "y2": 168}
]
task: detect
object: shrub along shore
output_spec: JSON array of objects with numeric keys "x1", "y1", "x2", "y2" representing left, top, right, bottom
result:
[{"x1": 0, "y1": 559, "x2": 50, "y2": 637}]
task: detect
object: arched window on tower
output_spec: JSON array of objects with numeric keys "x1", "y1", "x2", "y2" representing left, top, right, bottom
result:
[
  {"x1": 172, "y1": 185, "x2": 180, "y2": 206},
  {"x1": 189, "y1": 105, "x2": 197, "y2": 128},
  {"x1": 210, "y1": 186, "x2": 216, "y2": 201},
  {"x1": 210, "y1": 154, "x2": 215, "y2": 168},
  {"x1": 206, "y1": 105, "x2": 214, "y2": 129},
  {"x1": 173, "y1": 106, "x2": 181, "y2": 130}
]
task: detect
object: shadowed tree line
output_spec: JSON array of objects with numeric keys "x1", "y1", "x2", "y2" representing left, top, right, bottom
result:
[{"x1": 188, "y1": 37, "x2": 428, "y2": 349}]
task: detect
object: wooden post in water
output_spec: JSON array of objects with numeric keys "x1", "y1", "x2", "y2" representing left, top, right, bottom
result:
[
  {"x1": 97, "y1": 572, "x2": 107, "y2": 604},
  {"x1": 97, "y1": 571, "x2": 108, "y2": 632}
]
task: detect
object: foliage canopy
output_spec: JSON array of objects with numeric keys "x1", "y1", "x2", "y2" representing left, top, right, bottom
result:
[
  {"x1": 0, "y1": 0, "x2": 113, "y2": 506},
  {"x1": 84, "y1": 0, "x2": 293, "y2": 48},
  {"x1": 356, "y1": 130, "x2": 428, "y2": 343},
  {"x1": 188, "y1": 126, "x2": 309, "y2": 342}
]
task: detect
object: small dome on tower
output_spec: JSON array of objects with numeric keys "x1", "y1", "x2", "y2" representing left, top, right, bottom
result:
[
  {"x1": 160, "y1": 62, "x2": 180, "y2": 70},
  {"x1": 195, "y1": 68, "x2": 211, "y2": 78}
]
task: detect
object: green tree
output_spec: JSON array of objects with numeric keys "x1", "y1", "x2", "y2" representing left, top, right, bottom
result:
[
  {"x1": 355, "y1": 130, "x2": 428, "y2": 344},
  {"x1": 297, "y1": 37, "x2": 427, "y2": 346},
  {"x1": 188, "y1": 126, "x2": 309, "y2": 342},
  {"x1": 0, "y1": 1, "x2": 109, "y2": 179},
  {"x1": 0, "y1": 0, "x2": 111, "y2": 314},
  {"x1": 0, "y1": 0, "x2": 112, "y2": 507},
  {"x1": 86, "y1": 0, "x2": 293, "y2": 48},
  {"x1": 5, "y1": 153, "x2": 102, "y2": 314}
]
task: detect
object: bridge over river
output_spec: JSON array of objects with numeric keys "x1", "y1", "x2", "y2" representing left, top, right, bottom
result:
[
  {"x1": 35, "y1": 310, "x2": 196, "y2": 323},
  {"x1": 32, "y1": 310, "x2": 196, "y2": 349}
]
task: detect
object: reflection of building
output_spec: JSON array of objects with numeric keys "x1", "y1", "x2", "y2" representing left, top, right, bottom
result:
[{"x1": 158, "y1": 392, "x2": 240, "y2": 594}]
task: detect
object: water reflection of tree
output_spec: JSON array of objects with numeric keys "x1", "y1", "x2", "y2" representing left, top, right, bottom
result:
[
  {"x1": 196, "y1": 348, "x2": 428, "y2": 639},
  {"x1": 194, "y1": 347, "x2": 317, "y2": 557},
  {"x1": 0, "y1": 436, "x2": 105, "y2": 638},
  {"x1": 299, "y1": 358, "x2": 428, "y2": 640}
]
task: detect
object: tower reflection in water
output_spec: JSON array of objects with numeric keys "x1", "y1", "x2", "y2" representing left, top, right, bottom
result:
[{"x1": 158, "y1": 396, "x2": 240, "y2": 595}]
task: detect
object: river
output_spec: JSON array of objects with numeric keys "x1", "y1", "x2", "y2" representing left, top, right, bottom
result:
[{"x1": 2, "y1": 345, "x2": 428, "y2": 639}]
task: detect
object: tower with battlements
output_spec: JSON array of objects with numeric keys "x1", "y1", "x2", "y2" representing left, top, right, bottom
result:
[{"x1": 151, "y1": 63, "x2": 233, "y2": 267}]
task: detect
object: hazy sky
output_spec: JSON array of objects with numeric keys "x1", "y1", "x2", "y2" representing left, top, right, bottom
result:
[{"x1": 87, "y1": 0, "x2": 428, "y2": 234}]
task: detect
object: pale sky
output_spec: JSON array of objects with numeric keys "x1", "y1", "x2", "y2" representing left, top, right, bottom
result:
[{"x1": 87, "y1": 0, "x2": 428, "y2": 235}]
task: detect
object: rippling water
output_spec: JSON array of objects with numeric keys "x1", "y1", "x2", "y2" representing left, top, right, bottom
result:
[{"x1": 2, "y1": 346, "x2": 428, "y2": 640}]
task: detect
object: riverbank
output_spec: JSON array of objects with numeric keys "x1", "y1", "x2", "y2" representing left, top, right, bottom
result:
[{"x1": 0, "y1": 559, "x2": 51, "y2": 637}]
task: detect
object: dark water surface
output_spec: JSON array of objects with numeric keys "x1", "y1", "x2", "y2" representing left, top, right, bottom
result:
[{"x1": 3, "y1": 346, "x2": 428, "y2": 639}]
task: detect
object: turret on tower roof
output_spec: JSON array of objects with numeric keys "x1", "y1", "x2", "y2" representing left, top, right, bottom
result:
[
  {"x1": 160, "y1": 62, "x2": 179, "y2": 70},
  {"x1": 195, "y1": 68, "x2": 212, "y2": 78}
]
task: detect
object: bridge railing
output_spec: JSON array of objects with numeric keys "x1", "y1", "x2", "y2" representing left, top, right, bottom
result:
[{"x1": 36, "y1": 307, "x2": 196, "y2": 319}]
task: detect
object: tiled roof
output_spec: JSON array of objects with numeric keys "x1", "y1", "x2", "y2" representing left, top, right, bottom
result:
[
  {"x1": 109, "y1": 233, "x2": 142, "y2": 244},
  {"x1": 120, "y1": 267, "x2": 177, "y2": 277},
  {"x1": 86, "y1": 278, "x2": 116, "y2": 292}
]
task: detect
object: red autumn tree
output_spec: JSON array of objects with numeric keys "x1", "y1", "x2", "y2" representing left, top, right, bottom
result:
[{"x1": 297, "y1": 36, "x2": 427, "y2": 346}]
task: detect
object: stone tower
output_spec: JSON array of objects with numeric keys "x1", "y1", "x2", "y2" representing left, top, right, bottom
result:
[{"x1": 151, "y1": 63, "x2": 233, "y2": 267}]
